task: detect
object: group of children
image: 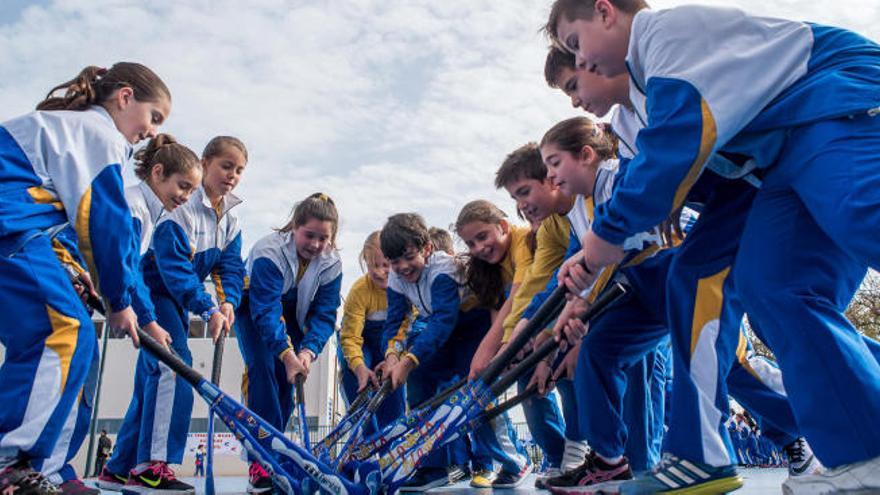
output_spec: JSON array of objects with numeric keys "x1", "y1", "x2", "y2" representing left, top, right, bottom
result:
[{"x1": 0, "y1": 1, "x2": 878, "y2": 495}]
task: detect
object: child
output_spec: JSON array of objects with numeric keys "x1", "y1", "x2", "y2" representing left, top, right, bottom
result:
[
  {"x1": 377, "y1": 213, "x2": 530, "y2": 491},
  {"x1": 97, "y1": 134, "x2": 202, "y2": 492},
  {"x1": 428, "y1": 227, "x2": 454, "y2": 255},
  {"x1": 547, "y1": 2, "x2": 880, "y2": 491},
  {"x1": 116, "y1": 136, "x2": 247, "y2": 493},
  {"x1": 338, "y1": 231, "x2": 407, "y2": 434},
  {"x1": 193, "y1": 446, "x2": 205, "y2": 478},
  {"x1": 235, "y1": 193, "x2": 342, "y2": 493},
  {"x1": 0, "y1": 62, "x2": 170, "y2": 495}
]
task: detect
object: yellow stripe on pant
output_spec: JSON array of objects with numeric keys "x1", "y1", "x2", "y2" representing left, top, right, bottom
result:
[{"x1": 44, "y1": 305, "x2": 81, "y2": 393}]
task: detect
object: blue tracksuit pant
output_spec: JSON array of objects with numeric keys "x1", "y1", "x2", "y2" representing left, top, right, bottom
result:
[
  {"x1": 0, "y1": 232, "x2": 97, "y2": 464},
  {"x1": 734, "y1": 112, "x2": 880, "y2": 468},
  {"x1": 107, "y1": 292, "x2": 194, "y2": 471}
]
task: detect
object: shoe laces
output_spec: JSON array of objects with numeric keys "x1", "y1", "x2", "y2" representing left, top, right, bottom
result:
[
  {"x1": 654, "y1": 453, "x2": 680, "y2": 473},
  {"x1": 148, "y1": 462, "x2": 176, "y2": 480},
  {"x1": 784, "y1": 438, "x2": 807, "y2": 464},
  {"x1": 249, "y1": 462, "x2": 268, "y2": 480},
  {"x1": 23, "y1": 471, "x2": 60, "y2": 495}
]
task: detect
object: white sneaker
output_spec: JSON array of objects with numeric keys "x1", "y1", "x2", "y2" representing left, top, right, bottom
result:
[
  {"x1": 784, "y1": 437, "x2": 823, "y2": 477},
  {"x1": 782, "y1": 454, "x2": 880, "y2": 494},
  {"x1": 561, "y1": 440, "x2": 590, "y2": 472}
]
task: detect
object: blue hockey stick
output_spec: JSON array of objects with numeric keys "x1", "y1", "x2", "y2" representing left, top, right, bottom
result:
[
  {"x1": 205, "y1": 329, "x2": 225, "y2": 495},
  {"x1": 294, "y1": 375, "x2": 311, "y2": 451},
  {"x1": 136, "y1": 329, "x2": 381, "y2": 495}
]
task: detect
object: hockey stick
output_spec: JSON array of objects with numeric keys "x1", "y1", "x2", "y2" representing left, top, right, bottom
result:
[
  {"x1": 332, "y1": 381, "x2": 393, "y2": 468},
  {"x1": 378, "y1": 282, "x2": 627, "y2": 492},
  {"x1": 135, "y1": 329, "x2": 381, "y2": 495},
  {"x1": 294, "y1": 375, "x2": 311, "y2": 451},
  {"x1": 205, "y1": 329, "x2": 226, "y2": 495},
  {"x1": 312, "y1": 385, "x2": 377, "y2": 461}
]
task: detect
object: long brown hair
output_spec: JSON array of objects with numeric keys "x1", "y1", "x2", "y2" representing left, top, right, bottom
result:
[
  {"x1": 455, "y1": 200, "x2": 509, "y2": 310},
  {"x1": 36, "y1": 63, "x2": 170, "y2": 111},
  {"x1": 540, "y1": 116, "x2": 618, "y2": 162},
  {"x1": 133, "y1": 133, "x2": 200, "y2": 182}
]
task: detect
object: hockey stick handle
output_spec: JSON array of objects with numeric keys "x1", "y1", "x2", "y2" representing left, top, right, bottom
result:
[
  {"x1": 490, "y1": 282, "x2": 627, "y2": 395},
  {"x1": 478, "y1": 384, "x2": 538, "y2": 425},
  {"x1": 366, "y1": 380, "x2": 392, "y2": 413},
  {"x1": 479, "y1": 284, "x2": 567, "y2": 385},
  {"x1": 420, "y1": 376, "x2": 467, "y2": 411},
  {"x1": 211, "y1": 331, "x2": 226, "y2": 385},
  {"x1": 138, "y1": 329, "x2": 202, "y2": 385},
  {"x1": 295, "y1": 374, "x2": 306, "y2": 405}
]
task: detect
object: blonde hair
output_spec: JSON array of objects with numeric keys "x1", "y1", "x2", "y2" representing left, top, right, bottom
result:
[{"x1": 359, "y1": 231, "x2": 383, "y2": 272}]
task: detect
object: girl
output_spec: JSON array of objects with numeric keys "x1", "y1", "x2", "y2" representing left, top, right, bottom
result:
[
  {"x1": 97, "y1": 133, "x2": 203, "y2": 492},
  {"x1": 0, "y1": 63, "x2": 170, "y2": 495},
  {"x1": 338, "y1": 232, "x2": 407, "y2": 434},
  {"x1": 118, "y1": 135, "x2": 247, "y2": 494},
  {"x1": 235, "y1": 193, "x2": 342, "y2": 493}
]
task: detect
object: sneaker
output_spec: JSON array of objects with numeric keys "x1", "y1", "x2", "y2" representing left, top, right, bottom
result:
[
  {"x1": 0, "y1": 460, "x2": 61, "y2": 495},
  {"x1": 399, "y1": 467, "x2": 452, "y2": 492},
  {"x1": 535, "y1": 468, "x2": 563, "y2": 490},
  {"x1": 562, "y1": 440, "x2": 591, "y2": 472},
  {"x1": 782, "y1": 453, "x2": 880, "y2": 495},
  {"x1": 547, "y1": 451, "x2": 633, "y2": 494},
  {"x1": 129, "y1": 462, "x2": 194, "y2": 495},
  {"x1": 95, "y1": 466, "x2": 129, "y2": 491},
  {"x1": 784, "y1": 437, "x2": 823, "y2": 477},
  {"x1": 247, "y1": 462, "x2": 273, "y2": 494},
  {"x1": 616, "y1": 454, "x2": 743, "y2": 494},
  {"x1": 446, "y1": 465, "x2": 470, "y2": 484},
  {"x1": 57, "y1": 479, "x2": 99, "y2": 495},
  {"x1": 492, "y1": 463, "x2": 532, "y2": 488},
  {"x1": 469, "y1": 468, "x2": 498, "y2": 488}
]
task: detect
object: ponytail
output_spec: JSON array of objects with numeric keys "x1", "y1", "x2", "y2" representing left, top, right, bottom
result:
[
  {"x1": 133, "y1": 133, "x2": 200, "y2": 182},
  {"x1": 37, "y1": 62, "x2": 170, "y2": 111}
]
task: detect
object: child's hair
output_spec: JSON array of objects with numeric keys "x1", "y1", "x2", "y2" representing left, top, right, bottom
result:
[
  {"x1": 380, "y1": 213, "x2": 430, "y2": 260},
  {"x1": 278, "y1": 193, "x2": 339, "y2": 248},
  {"x1": 544, "y1": 0, "x2": 649, "y2": 41},
  {"x1": 36, "y1": 63, "x2": 170, "y2": 111},
  {"x1": 133, "y1": 134, "x2": 200, "y2": 182},
  {"x1": 455, "y1": 200, "x2": 508, "y2": 309},
  {"x1": 359, "y1": 231, "x2": 383, "y2": 272},
  {"x1": 544, "y1": 47, "x2": 577, "y2": 88},
  {"x1": 494, "y1": 142, "x2": 547, "y2": 189},
  {"x1": 540, "y1": 116, "x2": 618, "y2": 162},
  {"x1": 428, "y1": 227, "x2": 454, "y2": 255},
  {"x1": 202, "y1": 136, "x2": 249, "y2": 163}
]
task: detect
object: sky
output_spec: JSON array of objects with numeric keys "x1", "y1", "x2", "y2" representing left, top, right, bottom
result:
[{"x1": 1, "y1": 0, "x2": 878, "y2": 296}]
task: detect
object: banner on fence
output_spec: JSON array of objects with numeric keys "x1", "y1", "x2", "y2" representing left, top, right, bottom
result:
[{"x1": 185, "y1": 433, "x2": 242, "y2": 456}]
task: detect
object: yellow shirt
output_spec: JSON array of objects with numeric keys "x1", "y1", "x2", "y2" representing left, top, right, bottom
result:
[
  {"x1": 339, "y1": 275, "x2": 408, "y2": 371},
  {"x1": 502, "y1": 212, "x2": 572, "y2": 341},
  {"x1": 499, "y1": 225, "x2": 535, "y2": 288}
]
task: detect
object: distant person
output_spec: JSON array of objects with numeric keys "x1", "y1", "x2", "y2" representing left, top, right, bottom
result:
[
  {"x1": 94, "y1": 430, "x2": 112, "y2": 477},
  {"x1": 193, "y1": 445, "x2": 205, "y2": 478}
]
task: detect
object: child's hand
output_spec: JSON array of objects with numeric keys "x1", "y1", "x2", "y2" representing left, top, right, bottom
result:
[
  {"x1": 354, "y1": 364, "x2": 375, "y2": 392},
  {"x1": 143, "y1": 321, "x2": 173, "y2": 351},
  {"x1": 374, "y1": 353, "x2": 399, "y2": 379},
  {"x1": 468, "y1": 341, "x2": 497, "y2": 381},
  {"x1": 208, "y1": 311, "x2": 228, "y2": 343},
  {"x1": 109, "y1": 306, "x2": 140, "y2": 348},
  {"x1": 553, "y1": 342, "x2": 581, "y2": 382},
  {"x1": 219, "y1": 302, "x2": 235, "y2": 331},
  {"x1": 389, "y1": 355, "x2": 417, "y2": 390},
  {"x1": 528, "y1": 360, "x2": 554, "y2": 396},
  {"x1": 282, "y1": 350, "x2": 307, "y2": 384},
  {"x1": 298, "y1": 350, "x2": 315, "y2": 377}
]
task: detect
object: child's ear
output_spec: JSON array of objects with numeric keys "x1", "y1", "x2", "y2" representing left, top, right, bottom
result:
[
  {"x1": 580, "y1": 144, "x2": 597, "y2": 166},
  {"x1": 499, "y1": 218, "x2": 510, "y2": 234}
]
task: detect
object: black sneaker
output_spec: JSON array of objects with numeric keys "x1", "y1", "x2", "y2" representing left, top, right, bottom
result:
[
  {"x1": 547, "y1": 451, "x2": 633, "y2": 494},
  {"x1": 399, "y1": 467, "x2": 452, "y2": 492},
  {"x1": 57, "y1": 479, "x2": 100, "y2": 495},
  {"x1": 95, "y1": 466, "x2": 129, "y2": 491},
  {"x1": 446, "y1": 465, "x2": 470, "y2": 484},
  {"x1": 0, "y1": 460, "x2": 61, "y2": 495},
  {"x1": 246, "y1": 462, "x2": 273, "y2": 494},
  {"x1": 492, "y1": 464, "x2": 532, "y2": 488},
  {"x1": 129, "y1": 462, "x2": 194, "y2": 495}
]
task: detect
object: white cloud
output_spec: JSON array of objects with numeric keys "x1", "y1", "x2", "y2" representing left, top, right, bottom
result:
[{"x1": 0, "y1": 0, "x2": 877, "y2": 297}]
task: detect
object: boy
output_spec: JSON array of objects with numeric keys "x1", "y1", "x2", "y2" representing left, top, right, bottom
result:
[
  {"x1": 547, "y1": 1, "x2": 880, "y2": 492},
  {"x1": 377, "y1": 213, "x2": 530, "y2": 491}
]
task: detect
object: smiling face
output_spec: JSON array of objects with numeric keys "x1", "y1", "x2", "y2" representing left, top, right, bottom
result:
[
  {"x1": 364, "y1": 248, "x2": 391, "y2": 290},
  {"x1": 108, "y1": 87, "x2": 170, "y2": 145},
  {"x1": 504, "y1": 177, "x2": 561, "y2": 223},
  {"x1": 555, "y1": 0, "x2": 631, "y2": 78},
  {"x1": 202, "y1": 145, "x2": 247, "y2": 200},
  {"x1": 150, "y1": 165, "x2": 202, "y2": 211},
  {"x1": 389, "y1": 244, "x2": 431, "y2": 284},
  {"x1": 293, "y1": 218, "x2": 334, "y2": 261},
  {"x1": 541, "y1": 142, "x2": 598, "y2": 197},
  {"x1": 458, "y1": 219, "x2": 511, "y2": 265}
]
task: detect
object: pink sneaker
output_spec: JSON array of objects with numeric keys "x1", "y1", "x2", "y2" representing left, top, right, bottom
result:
[
  {"x1": 247, "y1": 462, "x2": 272, "y2": 494},
  {"x1": 95, "y1": 466, "x2": 128, "y2": 491},
  {"x1": 127, "y1": 462, "x2": 193, "y2": 495}
]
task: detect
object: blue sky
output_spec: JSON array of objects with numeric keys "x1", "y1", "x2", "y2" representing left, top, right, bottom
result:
[{"x1": 1, "y1": 0, "x2": 877, "y2": 295}]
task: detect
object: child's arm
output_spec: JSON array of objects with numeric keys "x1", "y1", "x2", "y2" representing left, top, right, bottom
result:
[
  {"x1": 211, "y1": 229, "x2": 245, "y2": 311},
  {"x1": 127, "y1": 216, "x2": 157, "y2": 327},
  {"x1": 299, "y1": 267, "x2": 343, "y2": 359},
  {"x1": 247, "y1": 257, "x2": 295, "y2": 358},
  {"x1": 339, "y1": 279, "x2": 369, "y2": 372},
  {"x1": 380, "y1": 288, "x2": 410, "y2": 360},
  {"x1": 405, "y1": 274, "x2": 460, "y2": 365},
  {"x1": 152, "y1": 219, "x2": 217, "y2": 317}
]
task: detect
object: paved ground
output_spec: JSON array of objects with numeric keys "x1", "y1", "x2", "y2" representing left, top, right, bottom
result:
[{"x1": 117, "y1": 468, "x2": 787, "y2": 494}]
